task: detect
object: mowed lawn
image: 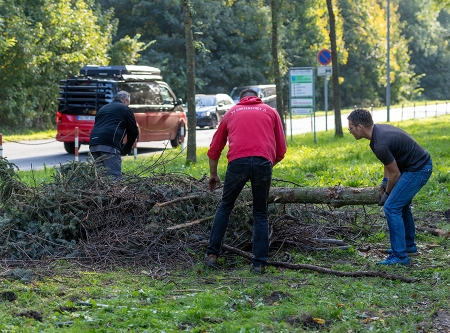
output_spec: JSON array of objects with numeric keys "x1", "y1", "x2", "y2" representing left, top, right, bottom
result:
[{"x1": 1, "y1": 114, "x2": 449, "y2": 332}]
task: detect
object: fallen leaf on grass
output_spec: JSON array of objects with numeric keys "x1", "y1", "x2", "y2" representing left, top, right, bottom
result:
[{"x1": 313, "y1": 317, "x2": 325, "y2": 324}]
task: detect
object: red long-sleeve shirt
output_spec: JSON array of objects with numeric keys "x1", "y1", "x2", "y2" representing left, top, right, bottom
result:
[{"x1": 207, "y1": 96, "x2": 286, "y2": 165}]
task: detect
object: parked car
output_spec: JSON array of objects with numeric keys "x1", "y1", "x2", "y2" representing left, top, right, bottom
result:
[
  {"x1": 193, "y1": 94, "x2": 235, "y2": 129},
  {"x1": 56, "y1": 65, "x2": 187, "y2": 154},
  {"x1": 230, "y1": 84, "x2": 277, "y2": 109}
]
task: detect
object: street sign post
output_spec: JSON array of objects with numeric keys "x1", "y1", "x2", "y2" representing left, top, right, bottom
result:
[
  {"x1": 317, "y1": 49, "x2": 332, "y2": 66},
  {"x1": 317, "y1": 66, "x2": 332, "y2": 131},
  {"x1": 317, "y1": 50, "x2": 332, "y2": 131},
  {"x1": 289, "y1": 67, "x2": 315, "y2": 143},
  {"x1": 317, "y1": 66, "x2": 332, "y2": 76}
]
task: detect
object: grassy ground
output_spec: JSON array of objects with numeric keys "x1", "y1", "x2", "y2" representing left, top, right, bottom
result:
[{"x1": 1, "y1": 115, "x2": 450, "y2": 332}]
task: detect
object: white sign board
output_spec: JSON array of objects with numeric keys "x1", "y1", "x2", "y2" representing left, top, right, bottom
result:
[
  {"x1": 291, "y1": 108, "x2": 313, "y2": 115},
  {"x1": 317, "y1": 66, "x2": 332, "y2": 76},
  {"x1": 291, "y1": 98, "x2": 314, "y2": 107}
]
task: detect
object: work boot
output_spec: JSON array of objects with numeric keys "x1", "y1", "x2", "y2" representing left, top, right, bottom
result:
[
  {"x1": 205, "y1": 254, "x2": 219, "y2": 269},
  {"x1": 250, "y1": 265, "x2": 266, "y2": 274}
]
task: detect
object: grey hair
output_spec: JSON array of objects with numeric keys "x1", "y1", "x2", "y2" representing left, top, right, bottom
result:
[{"x1": 115, "y1": 91, "x2": 130, "y2": 103}]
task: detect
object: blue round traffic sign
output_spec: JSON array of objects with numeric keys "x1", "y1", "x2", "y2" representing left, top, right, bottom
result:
[{"x1": 317, "y1": 49, "x2": 332, "y2": 66}]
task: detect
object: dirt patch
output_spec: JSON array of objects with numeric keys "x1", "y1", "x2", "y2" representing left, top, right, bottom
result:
[
  {"x1": 57, "y1": 306, "x2": 79, "y2": 313},
  {"x1": 263, "y1": 291, "x2": 291, "y2": 305},
  {"x1": 417, "y1": 309, "x2": 450, "y2": 332},
  {"x1": 17, "y1": 310, "x2": 42, "y2": 322},
  {"x1": 285, "y1": 313, "x2": 329, "y2": 329},
  {"x1": 0, "y1": 291, "x2": 17, "y2": 302},
  {"x1": 417, "y1": 211, "x2": 449, "y2": 225},
  {"x1": 434, "y1": 310, "x2": 450, "y2": 331},
  {"x1": 444, "y1": 209, "x2": 450, "y2": 220}
]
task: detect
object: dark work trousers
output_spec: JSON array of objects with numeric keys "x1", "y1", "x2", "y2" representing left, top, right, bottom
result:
[
  {"x1": 207, "y1": 156, "x2": 272, "y2": 267},
  {"x1": 90, "y1": 151, "x2": 122, "y2": 180}
]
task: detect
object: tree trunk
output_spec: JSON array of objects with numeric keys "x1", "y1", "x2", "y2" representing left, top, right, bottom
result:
[
  {"x1": 163, "y1": 186, "x2": 383, "y2": 208},
  {"x1": 271, "y1": 0, "x2": 285, "y2": 134},
  {"x1": 268, "y1": 186, "x2": 381, "y2": 207},
  {"x1": 326, "y1": 0, "x2": 343, "y2": 137},
  {"x1": 182, "y1": 1, "x2": 197, "y2": 163}
]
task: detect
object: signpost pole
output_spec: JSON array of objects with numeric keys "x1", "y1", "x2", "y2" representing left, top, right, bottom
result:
[
  {"x1": 324, "y1": 76, "x2": 328, "y2": 131},
  {"x1": 310, "y1": 113, "x2": 316, "y2": 144},
  {"x1": 290, "y1": 107, "x2": 293, "y2": 142},
  {"x1": 317, "y1": 49, "x2": 332, "y2": 133}
]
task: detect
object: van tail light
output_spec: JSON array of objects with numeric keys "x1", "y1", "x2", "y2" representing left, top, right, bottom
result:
[{"x1": 56, "y1": 111, "x2": 62, "y2": 124}]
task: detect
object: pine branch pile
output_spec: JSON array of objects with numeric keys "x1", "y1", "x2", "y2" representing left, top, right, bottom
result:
[{"x1": 0, "y1": 156, "x2": 380, "y2": 270}]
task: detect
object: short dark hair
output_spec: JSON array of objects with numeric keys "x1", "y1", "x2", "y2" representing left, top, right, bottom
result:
[
  {"x1": 239, "y1": 88, "x2": 258, "y2": 100},
  {"x1": 347, "y1": 108, "x2": 374, "y2": 127}
]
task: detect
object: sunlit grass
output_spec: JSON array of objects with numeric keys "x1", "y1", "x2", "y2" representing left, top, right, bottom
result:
[{"x1": 1, "y1": 129, "x2": 56, "y2": 141}]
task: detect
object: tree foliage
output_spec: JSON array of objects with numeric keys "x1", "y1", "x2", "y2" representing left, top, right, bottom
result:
[
  {"x1": 0, "y1": 0, "x2": 449, "y2": 130},
  {"x1": 397, "y1": 0, "x2": 450, "y2": 100},
  {"x1": 338, "y1": 0, "x2": 416, "y2": 108},
  {"x1": 109, "y1": 34, "x2": 154, "y2": 65},
  {"x1": 0, "y1": 0, "x2": 114, "y2": 129}
]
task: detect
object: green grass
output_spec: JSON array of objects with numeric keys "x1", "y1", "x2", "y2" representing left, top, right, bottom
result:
[
  {"x1": 1, "y1": 129, "x2": 56, "y2": 141},
  {"x1": 2, "y1": 115, "x2": 450, "y2": 332}
]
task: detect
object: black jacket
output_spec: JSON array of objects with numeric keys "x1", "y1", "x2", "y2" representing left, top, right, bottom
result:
[{"x1": 89, "y1": 99, "x2": 138, "y2": 154}]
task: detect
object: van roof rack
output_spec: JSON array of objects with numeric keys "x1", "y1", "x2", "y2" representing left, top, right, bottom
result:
[{"x1": 79, "y1": 65, "x2": 162, "y2": 80}]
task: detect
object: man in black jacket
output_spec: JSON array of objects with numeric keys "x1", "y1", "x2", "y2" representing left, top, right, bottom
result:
[{"x1": 89, "y1": 91, "x2": 138, "y2": 180}]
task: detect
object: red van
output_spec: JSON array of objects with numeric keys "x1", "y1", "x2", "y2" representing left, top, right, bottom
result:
[{"x1": 56, "y1": 65, "x2": 187, "y2": 153}]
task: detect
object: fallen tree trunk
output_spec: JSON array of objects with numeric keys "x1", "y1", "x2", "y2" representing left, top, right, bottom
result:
[
  {"x1": 267, "y1": 185, "x2": 381, "y2": 207},
  {"x1": 269, "y1": 186, "x2": 380, "y2": 207},
  {"x1": 160, "y1": 186, "x2": 382, "y2": 208}
]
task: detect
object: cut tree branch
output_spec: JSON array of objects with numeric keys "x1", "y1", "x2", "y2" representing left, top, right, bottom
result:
[
  {"x1": 217, "y1": 243, "x2": 416, "y2": 283},
  {"x1": 167, "y1": 216, "x2": 214, "y2": 230},
  {"x1": 416, "y1": 226, "x2": 450, "y2": 237}
]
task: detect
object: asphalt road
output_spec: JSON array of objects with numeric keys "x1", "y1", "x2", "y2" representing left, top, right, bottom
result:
[{"x1": 2, "y1": 103, "x2": 448, "y2": 171}]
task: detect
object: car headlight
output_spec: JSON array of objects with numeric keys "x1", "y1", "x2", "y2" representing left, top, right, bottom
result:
[{"x1": 198, "y1": 111, "x2": 211, "y2": 117}]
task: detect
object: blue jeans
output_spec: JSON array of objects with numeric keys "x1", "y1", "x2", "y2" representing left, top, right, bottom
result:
[
  {"x1": 384, "y1": 159, "x2": 432, "y2": 258},
  {"x1": 207, "y1": 157, "x2": 273, "y2": 267}
]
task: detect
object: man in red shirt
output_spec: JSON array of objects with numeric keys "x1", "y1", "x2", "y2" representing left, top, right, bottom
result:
[{"x1": 205, "y1": 88, "x2": 286, "y2": 273}]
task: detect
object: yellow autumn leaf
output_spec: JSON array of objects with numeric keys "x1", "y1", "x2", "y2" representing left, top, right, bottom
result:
[{"x1": 313, "y1": 317, "x2": 325, "y2": 325}]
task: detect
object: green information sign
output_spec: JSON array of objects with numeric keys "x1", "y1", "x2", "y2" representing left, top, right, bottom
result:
[
  {"x1": 291, "y1": 75, "x2": 312, "y2": 83},
  {"x1": 289, "y1": 67, "x2": 316, "y2": 143}
]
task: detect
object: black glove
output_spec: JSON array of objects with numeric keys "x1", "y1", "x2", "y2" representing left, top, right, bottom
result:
[
  {"x1": 378, "y1": 192, "x2": 390, "y2": 206},
  {"x1": 380, "y1": 177, "x2": 388, "y2": 191},
  {"x1": 121, "y1": 146, "x2": 132, "y2": 156}
]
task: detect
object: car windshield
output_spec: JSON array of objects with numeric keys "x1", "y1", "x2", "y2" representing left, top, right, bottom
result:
[
  {"x1": 230, "y1": 87, "x2": 261, "y2": 101},
  {"x1": 196, "y1": 97, "x2": 216, "y2": 107}
]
